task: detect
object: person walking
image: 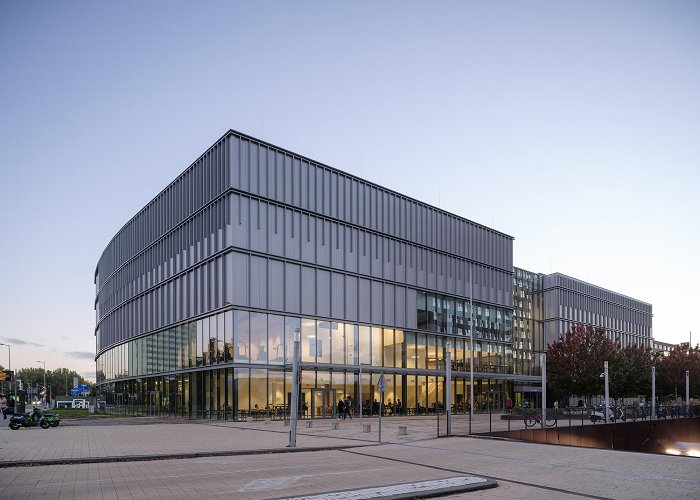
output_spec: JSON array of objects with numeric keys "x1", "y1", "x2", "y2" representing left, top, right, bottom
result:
[
  {"x1": 0, "y1": 394, "x2": 7, "y2": 420},
  {"x1": 337, "y1": 398, "x2": 345, "y2": 419},
  {"x1": 344, "y1": 396, "x2": 352, "y2": 419}
]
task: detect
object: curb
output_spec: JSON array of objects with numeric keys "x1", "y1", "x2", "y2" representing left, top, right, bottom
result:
[
  {"x1": 0, "y1": 443, "x2": 377, "y2": 468},
  {"x1": 280, "y1": 476, "x2": 498, "y2": 499}
]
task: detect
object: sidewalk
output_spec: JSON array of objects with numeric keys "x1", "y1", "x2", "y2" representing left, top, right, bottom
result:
[{"x1": 0, "y1": 416, "x2": 697, "y2": 499}]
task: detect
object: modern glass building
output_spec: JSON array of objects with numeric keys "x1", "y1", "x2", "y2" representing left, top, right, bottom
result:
[{"x1": 95, "y1": 130, "x2": 542, "y2": 418}]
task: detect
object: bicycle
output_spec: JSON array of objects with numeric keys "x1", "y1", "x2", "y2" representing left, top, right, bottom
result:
[{"x1": 524, "y1": 412, "x2": 556, "y2": 428}]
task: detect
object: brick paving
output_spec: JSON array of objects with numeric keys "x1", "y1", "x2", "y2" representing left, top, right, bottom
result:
[{"x1": 0, "y1": 415, "x2": 697, "y2": 499}]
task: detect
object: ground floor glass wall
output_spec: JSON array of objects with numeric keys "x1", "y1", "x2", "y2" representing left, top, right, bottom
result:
[
  {"x1": 97, "y1": 307, "x2": 536, "y2": 417},
  {"x1": 99, "y1": 368, "x2": 520, "y2": 420}
]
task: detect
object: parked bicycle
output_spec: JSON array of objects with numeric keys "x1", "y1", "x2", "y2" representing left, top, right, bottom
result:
[{"x1": 524, "y1": 411, "x2": 556, "y2": 428}]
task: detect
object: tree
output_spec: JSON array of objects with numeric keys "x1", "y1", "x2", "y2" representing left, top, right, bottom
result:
[
  {"x1": 15, "y1": 367, "x2": 91, "y2": 401},
  {"x1": 547, "y1": 324, "x2": 619, "y2": 400},
  {"x1": 609, "y1": 345, "x2": 654, "y2": 398},
  {"x1": 656, "y1": 343, "x2": 700, "y2": 400}
]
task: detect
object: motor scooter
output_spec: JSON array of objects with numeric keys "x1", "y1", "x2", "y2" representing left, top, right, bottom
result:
[
  {"x1": 8, "y1": 407, "x2": 59, "y2": 430},
  {"x1": 590, "y1": 406, "x2": 625, "y2": 423}
]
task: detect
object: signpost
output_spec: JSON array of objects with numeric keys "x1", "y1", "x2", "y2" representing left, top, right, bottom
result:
[{"x1": 377, "y1": 373, "x2": 386, "y2": 443}]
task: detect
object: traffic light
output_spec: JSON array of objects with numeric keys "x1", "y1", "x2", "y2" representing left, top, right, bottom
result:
[{"x1": 0, "y1": 370, "x2": 13, "y2": 382}]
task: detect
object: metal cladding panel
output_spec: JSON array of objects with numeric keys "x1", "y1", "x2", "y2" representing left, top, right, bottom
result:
[
  {"x1": 96, "y1": 131, "x2": 515, "y2": 355},
  {"x1": 284, "y1": 262, "x2": 301, "y2": 313},
  {"x1": 345, "y1": 275, "x2": 358, "y2": 321},
  {"x1": 358, "y1": 278, "x2": 371, "y2": 323}
]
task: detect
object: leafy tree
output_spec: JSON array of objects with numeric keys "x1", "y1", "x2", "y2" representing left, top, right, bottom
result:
[
  {"x1": 547, "y1": 324, "x2": 619, "y2": 400},
  {"x1": 656, "y1": 343, "x2": 700, "y2": 400},
  {"x1": 609, "y1": 345, "x2": 654, "y2": 398},
  {"x1": 15, "y1": 367, "x2": 90, "y2": 400}
]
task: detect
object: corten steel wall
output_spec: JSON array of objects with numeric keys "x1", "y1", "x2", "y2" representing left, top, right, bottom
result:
[
  {"x1": 490, "y1": 418, "x2": 700, "y2": 454},
  {"x1": 542, "y1": 273, "x2": 653, "y2": 349},
  {"x1": 95, "y1": 130, "x2": 514, "y2": 362}
]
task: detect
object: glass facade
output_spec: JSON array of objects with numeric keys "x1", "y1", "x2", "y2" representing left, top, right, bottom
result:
[{"x1": 97, "y1": 305, "x2": 517, "y2": 418}]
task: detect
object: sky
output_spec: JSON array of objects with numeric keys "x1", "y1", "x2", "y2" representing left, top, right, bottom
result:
[{"x1": 1, "y1": 1, "x2": 698, "y2": 381}]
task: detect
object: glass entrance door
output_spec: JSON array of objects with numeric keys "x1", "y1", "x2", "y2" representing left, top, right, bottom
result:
[
  {"x1": 147, "y1": 390, "x2": 161, "y2": 416},
  {"x1": 310, "y1": 388, "x2": 336, "y2": 418},
  {"x1": 114, "y1": 393, "x2": 125, "y2": 415}
]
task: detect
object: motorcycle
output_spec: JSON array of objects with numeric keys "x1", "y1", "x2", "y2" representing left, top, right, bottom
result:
[{"x1": 8, "y1": 407, "x2": 60, "y2": 430}]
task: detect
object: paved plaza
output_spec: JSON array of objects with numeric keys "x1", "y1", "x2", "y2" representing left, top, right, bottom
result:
[{"x1": 0, "y1": 415, "x2": 697, "y2": 499}]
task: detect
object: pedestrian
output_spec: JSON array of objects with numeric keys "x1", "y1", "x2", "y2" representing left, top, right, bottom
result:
[
  {"x1": 0, "y1": 394, "x2": 6, "y2": 420},
  {"x1": 6, "y1": 397, "x2": 15, "y2": 418},
  {"x1": 337, "y1": 398, "x2": 345, "y2": 419},
  {"x1": 506, "y1": 396, "x2": 513, "y2": 413},
  {"x1": 344, "y1": 397, "x2": 352, "y2": 419}
]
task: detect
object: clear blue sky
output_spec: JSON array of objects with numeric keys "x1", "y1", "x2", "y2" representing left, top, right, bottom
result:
[{"x1": 1, "y1": 1, "x2": 698, "y2": 380}]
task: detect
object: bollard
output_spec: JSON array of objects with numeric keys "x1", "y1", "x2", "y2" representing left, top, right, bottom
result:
[
  {"x1": 363, "y1": 424, "x2": 372, "y2": 433},
  {"x1": 331, "y1": 421, "x2": 340, "y2": 430},
  {"x1": 398, "y1": 426, "x2": 407, "y2": 435},
  {"x1": 306, "y1": 420, "x2": 314, "y2": 428}
]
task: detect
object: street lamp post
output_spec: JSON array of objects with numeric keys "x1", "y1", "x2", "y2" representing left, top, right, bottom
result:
[
  {"x1": 541, "y1": 353, "x2": 547, "y2": 429},
  {"x1": 469, "y1": 267, "x2": 474, "y2": 435},
  {"x1": 651, "y1": 366, "x2": 656, "y2": 420},
  {"x1": 289, "y1": 328, "x2": 300, "y2": 448},
  {"x1": 446, "y1": 339, "x2": 452, "y2": 436},
  {"x1": 686, "y1": 370, "x2": 690, "y2": 416},
  {"x1": 359, "y1": 363, "x2": 371, "y2": 422},
  {"x1": 37, "y1": 361, "x2": 46, "y2": 407},
  {"x1": 603, "y1": 361, "x2": 609, "y2": 424}
]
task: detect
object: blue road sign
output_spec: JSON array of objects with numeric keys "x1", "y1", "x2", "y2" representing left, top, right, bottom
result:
[
  {"x1": 78, "y1": 384, "x2": 90, "y2": 392},
  {"x1": 70, "y1": 388, "x2": 80, "y2": 396}
]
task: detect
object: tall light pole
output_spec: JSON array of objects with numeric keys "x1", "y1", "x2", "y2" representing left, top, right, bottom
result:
[
  {"x1": 359, "y1": 363, "x2": 371, "y2": 422},
  {"x1": 289, "y1": 329, "x2": 300, "y2": 448},
  {"x1": 0, "y1": 343, "x2": 10, "y2": 395},
  {"x1": 469, "y1": 266, "x2": 474, "y2": 435},
  {"x1": 603, "y1": 361, "x2": 609, "y2": 424},
  {"x1": 651, "y1": 365, "x2": 656, "y2": 420},
  {"x1": 37, "y1": 361, "x2": 46, "y2": 407},
  {"x1": 445, "y1": 339, "x2": 452, "y2": 436},
  {"x1": 541, "y1": 353, "x2": 547, "y2": 428},
  {"x1": 686, "y1": 370, "x2": 690, "y2": 415}
]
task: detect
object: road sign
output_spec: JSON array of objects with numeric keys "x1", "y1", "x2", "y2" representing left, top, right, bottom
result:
[
  {"x1": 70, "y1": 388, "x2": 80, "y2": 396},
  {"x1": 73, "y1": 377, "x2": 79, "y2": 389},
  {"x1": 0, "y1": 370, "x2": 13, "y2": 382},
  {"x1": 377, "y1": 373, "x2": 387, "y2": 393},
  {"x1": 78, "y1": 384, "x2": 90, "y2": 393}
]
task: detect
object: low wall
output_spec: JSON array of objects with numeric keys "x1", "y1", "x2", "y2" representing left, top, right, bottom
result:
[{"x1": 490, "y1": 418, "x2": 700, "y2": 454}]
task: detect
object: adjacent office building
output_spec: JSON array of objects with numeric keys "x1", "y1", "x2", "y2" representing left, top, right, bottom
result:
[
  {"x1": 95, "y1": 131, "x2": 652, "y2": 417},
  {"x1": 541, "y1": 272, "x2": 653, "y2": 349}
]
